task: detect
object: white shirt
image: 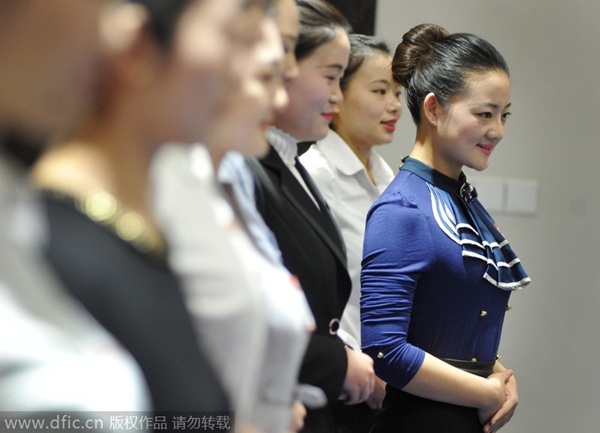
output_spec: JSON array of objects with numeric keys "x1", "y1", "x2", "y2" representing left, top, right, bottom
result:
[
  {"x1": 151, "y1": 144, "x2": 314, "y2": 433},
  {"x1": 0, "y1": 154, "x2": 149, "y2": 414},
  {"x1": 218, "y1": 151, "x2": 283, "y2": 265},
  {"x1": 300, "y1": 130, "x2": 395, "y2": 350},
  {"x1": 266, "y1": 127, "x2": 320, "y2": 209}
]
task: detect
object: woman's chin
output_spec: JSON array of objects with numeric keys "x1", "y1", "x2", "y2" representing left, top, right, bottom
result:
[{"x1": 245, "y1": 131, "x2": 270, "y2": 158}]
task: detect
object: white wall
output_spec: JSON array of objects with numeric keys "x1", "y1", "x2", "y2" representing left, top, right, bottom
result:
[{"x1": 374, "y1": 1, "x2": 600, "y2": 431}]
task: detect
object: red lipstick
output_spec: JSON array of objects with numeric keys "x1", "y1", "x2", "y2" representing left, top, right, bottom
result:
[{"x1": 382, "y1": 119, "x2": 397, "y2": 132}]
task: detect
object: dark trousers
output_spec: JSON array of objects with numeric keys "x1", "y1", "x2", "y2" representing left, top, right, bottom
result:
[
  {"x1": 333, "y1": 401, "x2": 377, "y2": 433},
  {"x1": 301, "y1": 401, "x2": 377, "y2": 433}
]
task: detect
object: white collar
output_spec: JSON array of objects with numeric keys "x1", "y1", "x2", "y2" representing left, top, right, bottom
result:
[
  {"x1": 317, "y1": 130, "x2": 364, "y2": 176},
  {"x1": 316, "y1": 130, "x2": 394, "y2": 187},
  {"x1": 0, "y1": 153, "x2": 47, "y2": 251},
  {"x1": 265, "y1": 127, "x2": 299, "y2": 165}
]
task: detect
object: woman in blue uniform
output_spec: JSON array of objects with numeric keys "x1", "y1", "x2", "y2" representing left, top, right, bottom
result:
[{"x1": 360, "y1": 23, "x2": 530, "y2": 433}]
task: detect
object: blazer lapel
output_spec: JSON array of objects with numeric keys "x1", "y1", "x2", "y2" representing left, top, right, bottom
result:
[{"x1": 261, "y1": 147, "x2": 348, "y2": 268}]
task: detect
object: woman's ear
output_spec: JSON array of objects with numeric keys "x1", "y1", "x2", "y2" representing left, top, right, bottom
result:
[
  {"x1": 422, "y1": 92, "x2": 440, "y2": 126},
  {"x1": 100, "y1": 3, "x2": 148, "y2": 55},
  {"x1": 100, "y1": 3, "x2": 157, "y2": 88}
]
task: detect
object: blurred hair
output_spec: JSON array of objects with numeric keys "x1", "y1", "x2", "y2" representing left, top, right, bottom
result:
[
  {"x1": 127, "y1": 0, "x2": 195, "y2": 47},
  {"x1": 129, "y1": 0, "x2": 275, "y2": 47}
]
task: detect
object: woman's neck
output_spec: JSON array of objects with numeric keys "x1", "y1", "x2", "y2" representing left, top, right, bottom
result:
[
  {"x1": 31, "y1": 113, "x2": 158, "y2": 227},
  {"x1": 410, "y1": 129, "x2": 462, "y2": 180}
]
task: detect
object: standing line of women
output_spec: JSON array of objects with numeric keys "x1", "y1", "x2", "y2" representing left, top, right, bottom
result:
[
  {"x1": 0, "y1": 0, "x2": 529, "y2": 432},
  {"x1": 247, "y1": 1, "x2": 382, "y2": 432},
  {"x1": 31, "y1": 0, "x2": 266, "y2": 414},
  {"x1": 299, "y1": 34, "x2": 402, "y2": 430},
  {"x1": 150, "y1": 0, "x2": 314, "y2": 431}
]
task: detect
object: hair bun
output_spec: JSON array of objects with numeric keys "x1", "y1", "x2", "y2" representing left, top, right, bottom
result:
[{"x1": 393, "y1": 23, "x2": 449, "y2": 88}]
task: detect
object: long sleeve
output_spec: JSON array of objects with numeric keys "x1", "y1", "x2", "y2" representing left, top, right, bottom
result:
[
  {"x1": 361, "y1": 166, "x2": 514, "y2": 390},
  {"x1": 360, "y1": 188, "x2": 430, "y2": 390}
]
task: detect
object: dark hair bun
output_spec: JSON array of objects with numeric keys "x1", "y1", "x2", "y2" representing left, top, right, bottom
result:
[{"x1": 392, "y1": 23, "x2": 449, "y2": 88}]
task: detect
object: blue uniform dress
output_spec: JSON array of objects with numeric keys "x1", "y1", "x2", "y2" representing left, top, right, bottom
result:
[{"x1": 361, "y1": 158, "x2": 529, "y2": 432}]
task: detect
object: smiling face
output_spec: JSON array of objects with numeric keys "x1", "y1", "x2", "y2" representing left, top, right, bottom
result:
[
  {"x1": 333, "y1": 52, "x2": 402, "y2": 150},
  {"x1": 431, "y1": 70, "x2": 511, "y2": 179},
  {"x1": 210, "y1": 17, "x2": 286, "y2": 161},
  {"x1": 274, "y1": 28, "x2": 350, "y2": 142},
  {"x1": 153, "y1": 0, "x2": 267, "y2": 145},
  {"x1": 0, "y1": 0, "x2": 112, "y2": 140}
]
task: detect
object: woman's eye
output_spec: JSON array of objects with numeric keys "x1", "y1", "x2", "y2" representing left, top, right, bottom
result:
[
  {"x1": 502, "y1": 112, "x2": 512, "y2": 119},
  {"x1": 260, "y1": 73, "x2": 276, "y2": 83},
  {"x1": 374, "y1": 89, "x2": 386, "y2": 95},
  {"x1": 479, "y1": 112, "x2": 492, "y2": 119},
  {"x1": 260, "y1": 69, "x2": 282, "y2": 84}
]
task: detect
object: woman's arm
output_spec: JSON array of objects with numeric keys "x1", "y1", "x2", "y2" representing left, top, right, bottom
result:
[
  {"x1": 403, "y1": 353, "x2": 512, "y2": 425},
  {"x1": 361, "y1": 190, "x2": 512, "y2": 424}
]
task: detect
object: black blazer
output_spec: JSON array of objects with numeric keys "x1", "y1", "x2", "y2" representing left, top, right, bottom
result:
[{"x1": 247, "y1": 145, "x2": 351, "y2": 407}]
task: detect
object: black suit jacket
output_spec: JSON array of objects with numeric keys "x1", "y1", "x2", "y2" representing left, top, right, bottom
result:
[{"x1": 247, "y1": 145, "x2": 351, "y2": 414}]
